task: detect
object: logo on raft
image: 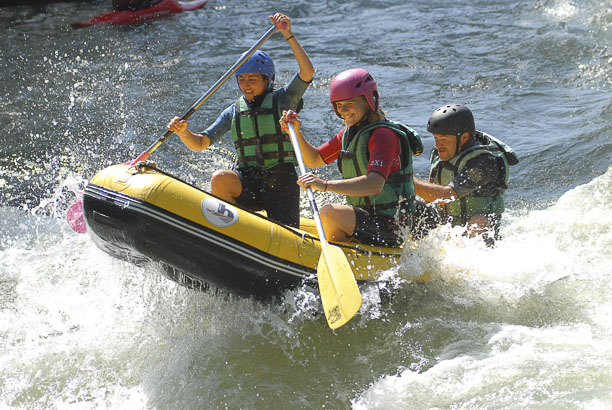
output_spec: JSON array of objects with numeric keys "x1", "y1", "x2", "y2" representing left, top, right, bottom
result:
[{"x1": 201, "y1": 197, "x2": 239, "y2": 228}]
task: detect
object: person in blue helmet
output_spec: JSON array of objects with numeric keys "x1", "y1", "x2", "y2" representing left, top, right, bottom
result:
[{"x1": 167, "y1": 12, "x2": 314, "y2": 227}]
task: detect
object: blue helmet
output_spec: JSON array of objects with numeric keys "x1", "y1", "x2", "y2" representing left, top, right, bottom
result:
[{"x1": 235, "y1": 50, "x2": 275, "y2": 92}]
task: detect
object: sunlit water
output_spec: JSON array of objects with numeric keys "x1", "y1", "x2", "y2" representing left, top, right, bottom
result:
[{"x1": 1, "y1": 0, "x2": 610, "y2": 408}]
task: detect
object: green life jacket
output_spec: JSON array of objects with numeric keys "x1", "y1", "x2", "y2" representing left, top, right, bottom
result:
[
  {"x1": 338, "y1": 120, "x2": 423, "y2": 218},
  {"x1": 429, "y1": 131, "x2": 519, "y2": 225},
  {"x1": 231, "y1": 93, "x2": 297, "y2": 170}
]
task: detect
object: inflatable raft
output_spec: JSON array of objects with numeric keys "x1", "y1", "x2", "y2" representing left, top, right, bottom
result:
[
  {"x1": 82, "y1": 163, "x2": 415, "y2": 298},
  {"x1": 71, "y1": 0, "x2": 207, "y2": 27}
]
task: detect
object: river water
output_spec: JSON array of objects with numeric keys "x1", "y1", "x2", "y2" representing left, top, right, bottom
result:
[{"x1": 1, "y1": 0, "x2": 610, "y2": 408}]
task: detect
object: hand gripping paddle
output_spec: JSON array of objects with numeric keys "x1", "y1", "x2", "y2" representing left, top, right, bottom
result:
[{"x1": 286, "y1": 122, "x2": 362, "y2": 329}]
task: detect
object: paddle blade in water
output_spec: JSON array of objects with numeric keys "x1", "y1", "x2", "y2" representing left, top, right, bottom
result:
[
  {"x1": 67, "y1": 198, "x2": 87, "y2": 233},
  {"x1": 317, "y1": 244, "x2": 362, "y2": 329}
]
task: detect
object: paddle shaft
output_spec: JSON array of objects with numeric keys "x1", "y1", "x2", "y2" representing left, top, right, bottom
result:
[
  {"x1": 286, "y1": 123, "x2": 329, "y2": 245},
  {"x1": 130, "y1": 24, "x2": 279, "y2": 164},
  {"x1": 287, "y1": 122, "x2": 363, "y2": 329}
]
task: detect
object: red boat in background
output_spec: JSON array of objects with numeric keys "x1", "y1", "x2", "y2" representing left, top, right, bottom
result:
[{"x1": 71, "y1": 0, "x2": 207, "y2": 27}]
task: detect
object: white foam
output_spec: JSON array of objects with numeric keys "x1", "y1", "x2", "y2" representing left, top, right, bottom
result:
[{"x1": 355, "y1": 168, "x2": 612, "y2": 408}]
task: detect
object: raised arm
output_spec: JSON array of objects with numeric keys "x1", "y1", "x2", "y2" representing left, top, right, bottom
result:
[{"x1": 270, "y1": 13, "x2": 314, "y2": 82}]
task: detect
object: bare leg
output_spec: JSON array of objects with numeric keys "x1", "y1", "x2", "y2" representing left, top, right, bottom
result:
[
  {"x1": 319, "y1": 204, "x2": 356, "y2": 242},
  {"x1": 210, "y1": 169, "x2": 242, "y2": 203}
]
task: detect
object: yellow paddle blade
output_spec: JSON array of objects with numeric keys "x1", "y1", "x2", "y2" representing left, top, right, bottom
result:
[{"x1": 317, "y1": 244, "x2": 362, "y2": 329}]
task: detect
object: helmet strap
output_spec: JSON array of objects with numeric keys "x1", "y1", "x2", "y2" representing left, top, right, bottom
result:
[
  {"x1": 264, "y1": 76, "x2": 274, "y2": 92},
  {"x1": 455, "y1": 134, "x2": 462, "y2": 156},
  {"x1": 455, "y1": 132, "x2": 472, "y2": 155},
  {"x1": 373, "y1": 91, "x2": 379, "y2": 111}
]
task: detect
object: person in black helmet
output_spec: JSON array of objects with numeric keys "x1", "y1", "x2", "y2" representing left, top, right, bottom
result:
[{"x1": 412, "y1": 104, "x2": 518, "y2": 243}]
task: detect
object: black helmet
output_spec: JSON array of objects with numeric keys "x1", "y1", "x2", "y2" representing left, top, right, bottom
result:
[{"x1": 427, "y1": 104, "x2": 475, "y2": 136}]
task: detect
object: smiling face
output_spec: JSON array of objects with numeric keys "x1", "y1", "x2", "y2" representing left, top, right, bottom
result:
[
  {"x1": 237, "y1": 73, "x2": 269, "y2": 101},
  {"x1": 333, "y1": 96, "x2": 371, "y2": 127}
]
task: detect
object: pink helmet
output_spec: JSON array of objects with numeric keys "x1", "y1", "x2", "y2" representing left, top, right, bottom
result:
[{"x1": 329, "y1": 68, "x2": 379, "y2": 117}]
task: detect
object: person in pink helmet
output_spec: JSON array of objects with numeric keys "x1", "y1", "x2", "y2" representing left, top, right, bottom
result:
[{"x1": 280, "y1": 68, "x2": 423, "y2": 247}]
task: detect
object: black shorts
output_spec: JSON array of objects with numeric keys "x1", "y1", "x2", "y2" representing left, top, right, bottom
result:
[
  {"x1": 234, "y1": 163, "x2": 300, "y2": 227},
  {"x1": 350, "y1": 206, "x2": 410, "y2": 248}
]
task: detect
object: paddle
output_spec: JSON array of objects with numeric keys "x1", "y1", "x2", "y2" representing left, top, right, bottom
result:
[
  {"x1": 286, "y1": 122, "x2": 362, "y2": 329},
  {"x1": 128, "y1": 23, "x2": 279, "y2": 165},
  {"x1": 67, "y1": 24, "x2": 280, "y2": 233}
]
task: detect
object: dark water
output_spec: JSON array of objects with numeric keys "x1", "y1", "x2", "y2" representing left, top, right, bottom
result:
[{"x1": 1, "y1": 0, "x2": 611, "y2": 408}]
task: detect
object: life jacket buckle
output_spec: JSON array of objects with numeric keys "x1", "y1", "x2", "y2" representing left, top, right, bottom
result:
[{"x1": 338, "y1": 149, "x2": 353, "y2": 160}]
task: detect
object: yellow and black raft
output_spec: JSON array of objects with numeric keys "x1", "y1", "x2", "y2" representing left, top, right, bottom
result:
[{"x1": 83, "y1": 163, "x2": 414, "y2": 298}]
